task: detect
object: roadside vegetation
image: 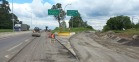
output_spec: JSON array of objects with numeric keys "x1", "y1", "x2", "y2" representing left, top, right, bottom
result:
[
  {"x1": 113, "y1": 28, "x2": 139, "y2": 33},
  {"x1": 0, "y1": 29, "x2": 13, "y2": 32},
  {"x1": 51, "y1": 27, "x2": 95, "y2": 33},
  {"x1": 51, "y1": 3, "x2": 94, "y2": 33},
  {"x1": 102, "y1": 15, "x2": 139, "y2": 33},
  {"x1": 0, "y1": 0, "x2": 30, "y2": 30}
]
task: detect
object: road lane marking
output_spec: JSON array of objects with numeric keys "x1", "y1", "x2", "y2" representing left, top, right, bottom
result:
[
  {"x1": 25, "y1": 39, "x2": 28, "y2": 42},
  {"x1": 25, "y1": 38, "x2": 31, "y2": 42},
  {"x1": 5, "y1": 55, "x2": 9, "y2": 58},
  {"x1": 7, "y1": 42, "x2": 23, "y2": 51}
]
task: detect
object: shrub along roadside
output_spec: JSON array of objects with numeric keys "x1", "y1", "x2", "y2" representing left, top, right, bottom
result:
[
  {"x1": 0, "y1": 29, "x2": 13, "y2": 32},
  {"x1": 51, "y1": 27, "x2": 95, "y2": 33}
]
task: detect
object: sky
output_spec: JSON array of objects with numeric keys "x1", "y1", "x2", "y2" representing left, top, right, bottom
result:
[{"x1": 5, "y1": 0, "x2": 139, "y2": 30}]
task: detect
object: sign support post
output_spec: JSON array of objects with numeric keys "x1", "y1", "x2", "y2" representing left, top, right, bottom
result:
[{"x1": 67, "y1": 10, "x2": 78, "y2": 28}]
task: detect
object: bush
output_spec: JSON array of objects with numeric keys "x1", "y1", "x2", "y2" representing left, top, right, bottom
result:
[
  {"x1": 54, "y1": 27, "x2": 59, "y2": 30},
  {"x1": 86, "y1": 25, "x2": 93, "y2": 29},
  {"x1": 102, "y1": 25, "x2": 111, "y2": 32}
]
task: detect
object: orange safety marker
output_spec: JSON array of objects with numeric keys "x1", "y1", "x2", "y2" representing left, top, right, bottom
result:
[
  {"x1": 51, "y1": 34, "x2": 55, "y2": 39},
  {"x1": 50, "y1": 33, "x2": 56, "y2": 43}
]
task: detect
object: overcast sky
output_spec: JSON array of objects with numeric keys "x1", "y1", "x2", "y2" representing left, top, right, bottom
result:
[{"x1": 5, "y1": 0, "x2": 139, "y2": 30}]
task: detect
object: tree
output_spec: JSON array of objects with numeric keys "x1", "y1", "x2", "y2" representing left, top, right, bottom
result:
[
  {"x1": 0, "y1": 0, "x2": 20, "y2": 29},
  {"x1": 51, "y1": 3, "x2": 66, "y2": 27},
  {"x1": 106, "y1": 15, "x2": 131, "y2": 30},
  {"x1": 19, "y1": 21, "x2": 22, "y2": 24},
  {"x1": 102, "y1": 25, "x2": 111, "y2": 32},
  {"x1": 0, "y1": 0, "x2": 11, "y2": 29},
  {"x1": 134, "y1": 23, "x2": 139, "y2": 30},
  {"x1": 60, "y1": 21, "x2": 66, "y2": 28},
  {"x1": 69, "y1": 12, "x2": 84, "y2": 27},
  {"x1": 27, "y1": 25, "x2": 30, "y2": 30},
  {"x1": 83, "y1": 21, "x2": 88, "y2": 28},
  {"x1": 131, "y1": 23, "x2": 135, "y2": 28},
  {"x1": 86, "y1": 25, "x2": 93, "y2": 29}
]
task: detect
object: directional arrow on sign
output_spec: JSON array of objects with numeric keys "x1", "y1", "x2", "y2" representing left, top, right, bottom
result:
[{"x1": 67, "y1": 10, "x2": 78, "y2": 16}]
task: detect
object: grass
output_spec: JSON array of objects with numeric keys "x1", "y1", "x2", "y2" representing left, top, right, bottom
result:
[
  {"x1": 51, "y1": 27, "x2": 95, "y2": 33},
  {"x1": 113, "y1": 28, "x2": 139, "y2": 33},
  {"x1": 0, "y1": 29, "x2": 13, "y2": 32}
]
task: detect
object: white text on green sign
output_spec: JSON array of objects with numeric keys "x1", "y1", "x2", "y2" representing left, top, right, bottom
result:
[
  {"x1": 48, "y1": 9, "x2": 59, "y2": 15},
  {"x1": 67, "y1": 10, "x2": 78, "y2": 16}
]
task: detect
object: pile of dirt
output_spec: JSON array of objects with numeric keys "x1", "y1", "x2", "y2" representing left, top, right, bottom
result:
[
  {"x1": 95, "y1": 31, "x2": 139, "y2": 47},
  {"x1": 117, "y1": 38, "x2": 129, "y2": 43},
  {"x1": 93, "y1": 32, "x2": 139, "y2": 59},
  {"x1": 70, "y1": 32, "x2": 139, "y2": 62},
  {"x1": 115, "y1": 33, "x2": 139, "y2": 47},
  {"x1": 95, "y1": 31, "x2": 115, "y2": 37},
  {"x1": 123, "y1": 40, "x2": 139, "y2": 47}
]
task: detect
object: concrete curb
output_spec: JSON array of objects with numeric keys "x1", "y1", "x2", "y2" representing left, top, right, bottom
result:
[
  {"x1": 55, "y1": 38, "x2": 79, "y2": 60},
  {"x1": 0, "y1": 31, "x2": 31, "y2": 39}
]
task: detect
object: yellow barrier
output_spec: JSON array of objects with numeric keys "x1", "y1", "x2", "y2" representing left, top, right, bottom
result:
[{"x1": 58, "y1": 33, "x2": 70, "y2": 35}]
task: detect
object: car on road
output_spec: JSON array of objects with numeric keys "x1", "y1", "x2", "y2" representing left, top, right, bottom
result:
[{"x1": 32, "y1": 27, "x2": 41, "y2": 37}]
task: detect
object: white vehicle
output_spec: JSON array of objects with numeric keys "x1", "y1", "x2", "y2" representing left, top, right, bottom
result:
[{"x1": 14, "y1": 24, "x2": 27, "y2": 31}]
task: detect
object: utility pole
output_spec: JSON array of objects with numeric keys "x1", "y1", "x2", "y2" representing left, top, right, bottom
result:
[
  {"x1": 132, "y1": 16, "x2": 134, "y2": 29},
  {"x1": 138, "y1": 19, "x2": 139, "y2": 24},
  {"x1": 36, "y1": 19, "x2": 37, "y2": 27},
  {"x1": 12, "y1": 0, "x2": 14, "y2": 32},
  {"x1": 31, "y1": 12, "x2": 32, "y2": 30},
  {"x1": 100, "y1": 24, "x2": 101, "y2": 30}
]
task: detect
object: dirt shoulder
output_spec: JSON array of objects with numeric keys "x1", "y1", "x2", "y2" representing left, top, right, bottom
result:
[
  {"x1": 94, "y1": 31, "x2": 139, "y2": 59},
  {"x1": 70, "y1": 31, "x2": 139, "y2": 62}
]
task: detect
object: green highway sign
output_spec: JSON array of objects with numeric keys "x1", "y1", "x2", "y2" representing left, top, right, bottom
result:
[
  {"x1": 48, "y1": 9, "x2": 59, "y2": 15},
  {"x1": 67, "y1": 10, "x2": 78, "y2": 16}
]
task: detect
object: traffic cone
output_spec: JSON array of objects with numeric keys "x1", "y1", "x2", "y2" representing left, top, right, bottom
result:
[
  {"x1": 48, "y1": 32, "x2": 51, "y2": 38},
  {"x1": 46, "y1": 31, "x2": 48, "y2": 35}
]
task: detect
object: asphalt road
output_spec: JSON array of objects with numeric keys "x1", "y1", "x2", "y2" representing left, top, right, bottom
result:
[
  {"x1": 0, "y1": 32, "x2": 32, "y2": 53},
  {"x1": 9, "y1": 32, "x2": 78, "y2": 62}
]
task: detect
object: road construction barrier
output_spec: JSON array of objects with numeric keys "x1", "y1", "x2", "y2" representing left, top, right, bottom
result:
[
  {"x1": 51, "y1": 34, "x2": 55, "y2": 39},
  {"x1": 58, "y1": 32, "x2": 75, "y2": 35},
  {"x1": 58, "y1": 33, "x2": 70, "y2": 35},
  {"x1": 50, "y1": 33, "x2": 56, "y2": 43}
]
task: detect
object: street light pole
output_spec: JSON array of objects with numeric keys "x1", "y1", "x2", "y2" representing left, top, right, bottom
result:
[
  {"x1": 29, "y1": 11, "x2": 32, "y2": 30},
  {"x1": 31, "y1": 12, "x2": 32, "y2": 29},
  {"x1": 64, "y1": 4, "x2": 71, "y2": 27},
  {"x1": 12, "y1": 0, "x2": 14, "y2": 32},
  {"x1": 64, "y1": 4, "x2": 72, "y2": 12}
]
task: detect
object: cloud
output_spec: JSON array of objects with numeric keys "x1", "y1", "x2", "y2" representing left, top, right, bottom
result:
[
  {"x1": 8, "y1": 0, "x2": 139, "y2": 30},
  {"x1": 30, "y1": 0, "x2": 52, "y2": 17}
]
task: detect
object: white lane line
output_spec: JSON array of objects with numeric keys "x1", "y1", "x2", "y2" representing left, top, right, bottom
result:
[
  {"x1": 7, "y1": 42, "x2": 23, "y2": 51},
  {"x1": 25, "y1": 38, "x2": 31, "y2": 42}
]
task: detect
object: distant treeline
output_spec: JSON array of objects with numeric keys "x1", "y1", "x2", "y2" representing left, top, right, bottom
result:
[{"x1": 0, "y1": 0, "x2": 30, "y2": 29}]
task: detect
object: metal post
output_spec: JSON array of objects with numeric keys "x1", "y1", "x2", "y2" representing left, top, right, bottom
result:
[
  {"x1": 138, "y1": 19, "x2": 139, "y2": 24},
  {"x1": 31, "y1": 12, "x2": 32, "y2": 30},
  {"x1": 64, "y1": 4, "x2": 71, "y2": 28},
  {"x1": 132, "y1": 16, "x2": 134, "y2": 29},
  {"x1": 72, "y1": 18, "x2": 73, "y2": 28},
  {"x1": 12, "y1": 0, "x2": 14, "y2": 32}
]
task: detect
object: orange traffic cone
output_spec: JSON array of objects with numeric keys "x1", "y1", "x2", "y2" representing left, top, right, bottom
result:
[{"x1": 48, "y1": 33, "x2": 51, "y2": 38}]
